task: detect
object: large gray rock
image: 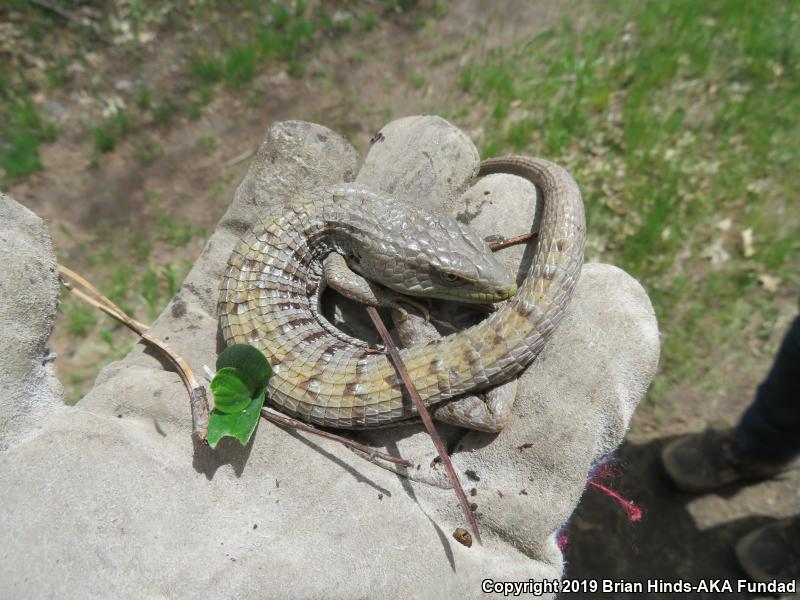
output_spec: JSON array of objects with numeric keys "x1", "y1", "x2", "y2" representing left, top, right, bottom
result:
[
  {"x1": 0, "y1": 195, "x2": 65, "y2": 451},
  {"x1": 0, "y1": 118, "x2": 659, "y2": 599}
]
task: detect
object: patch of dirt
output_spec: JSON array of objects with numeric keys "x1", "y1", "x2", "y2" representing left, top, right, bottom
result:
[{"x1": 565, "y1": 431, "x2": 800, "y2": 599}]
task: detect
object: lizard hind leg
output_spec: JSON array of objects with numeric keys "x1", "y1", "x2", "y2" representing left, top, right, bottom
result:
[
  {"x1": 323, "y1": 253, "x2": 430, "y2": 321},
  {"x1": 431, "y1": 381, "x2": 518, "y2": 433}
]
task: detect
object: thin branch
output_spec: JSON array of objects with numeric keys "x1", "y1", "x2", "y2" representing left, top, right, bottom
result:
[
  {"x1": 260, "y1": 408, "x2": 411, "y2": 467},
  {"x1": 59, "y1": 265, "x2": 150, "y2": 333},
  {"x1": 489, "y1": 231, "x2": 537, "y2": 252},
  {"x1": 224, "y1": 148, "x2": 256, "y2": 167},
  {"x1": 141, "y1": 333, "x2": 209, "y2": 441},
  {"x1": 365, "y1": 306, "x2": 482, "y2": 546},
  {"x1": 58, "y1": 265, "x2": 209, "y2": 441},
  {"x1": 64, "y1": 286, "x2": 141, "y2": 333}
]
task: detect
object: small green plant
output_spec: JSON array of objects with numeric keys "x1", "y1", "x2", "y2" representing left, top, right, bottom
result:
[
  {"x1": 151, "y1": 98, "x2": 177, "y2": 126},
  {"x1": 65, "y1": 302, "x2": 96, "y2": 337},
  {"x1": 91, "y1": 111, "x2": 130, "y2": 153},
  {"x1": 190, "y1": 54, "x2": 224, "y2": 85},
  {"x1": 329, "y1": 13, "x2": 353, "y2": 34},
  {"x1": 409, "y1": 72, "x2": 427, "y2": 90},
  {"x1": 207, "y1": 344, "x2": 273, "y2": 448},
  {"x1": 139, "y1": 270, "x2": 161, "y2": 320},
  {"x1": 431, "y1": 2, "x2": 448, "y2": 18},
  {"x1": 360, "y1": 12, "x2": 377, "y2": 31},
  {"x1": 135, "y1": 85, "x2": 152, "y2": 110},
  {"x1": 224, "y1": 44, "x2": 259, "y2": 88},
  {"x1": 197, "y1": 132, "x2": 220, "y2": 154},
  {"x1": 385, "y1": 0, "x2": 418, "y2": 11},
  {"x1": 458, "y1": 64, "x2": 477, "y2": 92},
  {"x1": 0, "y1": 95, "x2": 57, "y2": 179},
  {"x1": 130, "y1": 232, "x2": 152, "y2": 262},
  {"x1": 506, "y1": 119, "x2": 537, "y2": 150},
  {"x1": 287, "y1": 60, "x2": 305, "y2": 78},
  {"x1": 132, "y1": 137, "x2": 164, "y2": 165},
  {"x1": 157, "y1": 215, "x2": 197, "y2": 246},
  {"x1": 44, "y1": 58, "x2": 70, "y2": 88},
  {"x1": 98, "y1": 327, "x2": 116, "y2": 349},
  {"x1": 187, "y1": 103, "x2": 203, "y2": 119}
]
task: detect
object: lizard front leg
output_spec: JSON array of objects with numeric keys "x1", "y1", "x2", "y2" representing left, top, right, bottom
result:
[{"x1": 323, "y1": 253, "x2": 430, "y2": 321}]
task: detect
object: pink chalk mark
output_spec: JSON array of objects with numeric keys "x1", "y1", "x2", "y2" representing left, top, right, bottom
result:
[
  {"x1": 588, "y1": 480, "x2": 642, "y2": 522},
  {"x1": 557, "y1": 532, "x2": 570, "y2": 550}
]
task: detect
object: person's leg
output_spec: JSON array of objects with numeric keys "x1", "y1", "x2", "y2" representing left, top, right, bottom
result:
[
  {"x1": 737, "y1": 315, "x2": 800, "y2": 462},
  {"x1": 735, "y1": 516, "x2": 800, "y2": 583},
  {"x1": 661, "y1": 315, "x2": 800, "y2": 584},
  {"x1": 661, "y1": 315, "x2": 800, "y2": 493}
]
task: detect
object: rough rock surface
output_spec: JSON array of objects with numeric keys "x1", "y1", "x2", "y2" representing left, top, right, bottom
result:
[
  {"x1": 0, "y1": 195, "x2": 65, "y2": 451},
  {"x1": 0, "y1": 117, "x2": 659, "y2": 599}
]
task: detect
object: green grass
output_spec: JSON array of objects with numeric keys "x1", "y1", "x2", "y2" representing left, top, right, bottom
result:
[
  {"x1": 91, "y1": 111, "x2": 131, "y2": 153},
  {"x1": 360, "y1": 12, "x2": 377, "y2": 31},
  {"x1": 409, "y1": 72, "x2": 427, "y2": 90},
  {"x1": 65, "y1": 302, "x2": 96, "y2": 337},
  {"x1": 132, "y1": 137, "x2": 164, "y2": 165},
  {"x1": 0, "y1": 93, "x2": 57, "y2": 180},
  {"x1": 197, "y1": 133, "x2": 220, "y2": 154},
  {"x1": 157, "y1": 215, "x2": 205, "y2": 246},
  {"x1": 2, "y1": 0, "x2": 438, "y2": 182},
  {"x1": 151, "y1": 98, "x2": 178, "y2": 126},
  {"x1": 459, "y1": 0, "x2": 800, "y2": 402},
  {"x1": 188, "y1": 2, "x2": 318, "y2": 89}
]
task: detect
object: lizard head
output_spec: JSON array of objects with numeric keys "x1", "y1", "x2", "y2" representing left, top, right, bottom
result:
[{"x1": 347, "y1": 201, "x2": 518, "y2": 304}]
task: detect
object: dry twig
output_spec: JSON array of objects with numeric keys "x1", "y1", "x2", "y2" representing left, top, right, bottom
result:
[
  {"x1": 488, "y1": 231, "x2": 537, "y2": 252},
  {"x1": 58, "y1": 265, "x2": 209, "y2": 441},
  {"x1": 365, "y1": 306, "x2": 482, "y2": 546}
]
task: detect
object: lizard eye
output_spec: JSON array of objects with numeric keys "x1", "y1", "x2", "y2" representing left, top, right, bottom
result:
[{"x1": 436, "y1": 271, "x2": 467, "y2": 287}]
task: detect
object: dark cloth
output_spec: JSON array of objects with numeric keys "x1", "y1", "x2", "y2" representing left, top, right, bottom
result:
[{"x1": 737, "y1": 315, "x2": 800, "y2": 463}]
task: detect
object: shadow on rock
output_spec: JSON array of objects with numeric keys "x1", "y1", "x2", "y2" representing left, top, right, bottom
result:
[
  {"x1": 192, "y1": 434, "x2": 255, "y2": 480},
  {"x1": 285, "y1": 428, "x2": 394, "y2": 496},
  {"x1": 383, "y1": 437, "x2": 457, "y2": 572}
]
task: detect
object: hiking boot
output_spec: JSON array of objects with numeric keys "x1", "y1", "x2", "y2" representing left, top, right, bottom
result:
[
  {"x1": 660, "y1": 427, "x2": 792, "y2": 493},
  {"x1": 735, "y1": 516, "x2": 800, "y2": 583}
]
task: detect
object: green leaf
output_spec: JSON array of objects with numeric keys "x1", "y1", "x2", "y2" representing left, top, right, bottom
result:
[
  {"x1": 206, "y1": 392, "x2": 266, "y2": 449},
  {"x1": 210, "y1": 367, "x2": 252, "y2": 414},
  {"x1": 216, "y1": 344, "x2": 272, "y2": 395}
]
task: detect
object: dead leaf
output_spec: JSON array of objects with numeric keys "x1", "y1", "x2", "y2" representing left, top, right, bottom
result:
[
  {"x1": 742, "y1": 228, "x2": 755, "y2": 257},
  {"x1": 702, "y1": 238, "x2": 730, "y2": 267},
  {"x1": 453, "y1": 528, "x2": 473, "y2": 548},
  {"x1": 715, "y1": 217, "x2": 732, "y2": 231},
  {"x1": 758, "y1": 274, "x2": 781, "y2": 293}
]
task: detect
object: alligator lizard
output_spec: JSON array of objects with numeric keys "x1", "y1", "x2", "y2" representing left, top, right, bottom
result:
[{"x1": 218, "y1": 156, "x2": 585, "y2": 430}]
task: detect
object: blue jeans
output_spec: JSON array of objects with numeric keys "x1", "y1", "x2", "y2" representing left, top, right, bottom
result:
[{"x1": 737, "y1": 315, "x2": 800, "y2": 463}]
